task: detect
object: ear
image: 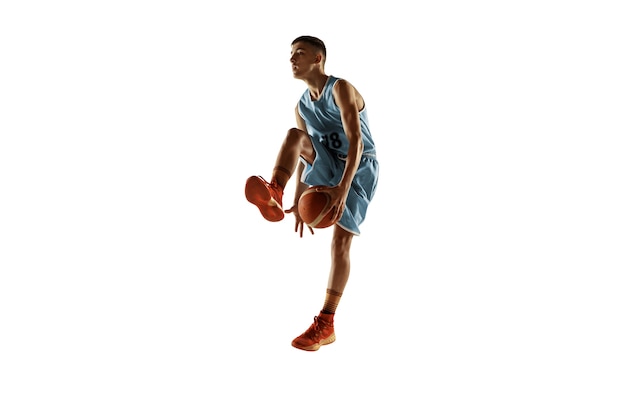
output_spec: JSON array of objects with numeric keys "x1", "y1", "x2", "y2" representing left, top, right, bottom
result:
[{"x1": 314, "y1": 53, "x2": 322, "y2": 64}]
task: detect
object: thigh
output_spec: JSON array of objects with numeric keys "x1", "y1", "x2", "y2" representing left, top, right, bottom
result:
[{"x1": 298, "y1": 130, "x2": 315, "y2": 165}]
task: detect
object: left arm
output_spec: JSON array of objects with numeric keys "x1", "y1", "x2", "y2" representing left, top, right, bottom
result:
[{"x1": 324, "y1": 79, "x2": 364, "y2": 222}]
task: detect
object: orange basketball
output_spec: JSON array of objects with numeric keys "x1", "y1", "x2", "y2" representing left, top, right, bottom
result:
[{"x1": 298, "y1": 187, "x2": 336, "y2": 228}]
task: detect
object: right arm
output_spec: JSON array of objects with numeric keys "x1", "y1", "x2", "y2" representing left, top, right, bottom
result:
[
  {"x1": 285, "y1": 104, "x2": 314, "y2": 237},
  {"x1": 293, "y1": 106, "x2": 310, "y2": 206}
]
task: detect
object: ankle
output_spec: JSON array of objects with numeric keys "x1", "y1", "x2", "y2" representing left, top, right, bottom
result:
[
  {"x1": 319, "y1": 311, "x2": 335, "y2": 324},
  {"x1": 272, "y1": 167, "x2": 291, "y2": 189},
  {"x1": 271, "y1": 180, "x2": 285, "y2": 192}
]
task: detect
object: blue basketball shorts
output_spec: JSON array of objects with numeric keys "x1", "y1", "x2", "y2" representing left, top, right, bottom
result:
[{"x1": 300, "y1": 138, "x2": 379, "y2": 235}]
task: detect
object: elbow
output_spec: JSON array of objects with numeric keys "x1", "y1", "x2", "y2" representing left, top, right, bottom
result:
[{"x1": 355, "y1": 136, "x2": 364, "y2": 156}]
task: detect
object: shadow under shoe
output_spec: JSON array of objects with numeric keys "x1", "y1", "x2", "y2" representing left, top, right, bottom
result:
[
  {"x1": 291, "y1": 314, "x2": 336, "y2": 351},
  {"x1": 245, "y1": 176, "x2": 284, "y2": 222}
]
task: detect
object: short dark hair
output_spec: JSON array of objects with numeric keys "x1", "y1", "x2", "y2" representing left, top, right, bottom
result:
[{"x1": 291, "y1": 35, "x2": 326, "y2": 58}]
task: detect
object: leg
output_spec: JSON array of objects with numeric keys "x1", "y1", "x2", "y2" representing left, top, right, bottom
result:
[
  {"x1": 291, "y1": 225, "x2": 354, "y2": 351},
  {"x1": 323, "y1": 225, "x2": 354, "y2": 313},
  {"x1": 271, "y1": 128, "x2": 315, "y2": 188},
  {"x1": 245, "y1": 128, "x2": 314, "y2": 222}
]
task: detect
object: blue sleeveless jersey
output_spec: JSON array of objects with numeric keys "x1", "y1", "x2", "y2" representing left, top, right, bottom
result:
[
  {"x1": 297, "y1": 75, "x2": 379, "y2": 235},
  {"x1": 297, "y1": 75, "x2": 376, "y2": 158}
]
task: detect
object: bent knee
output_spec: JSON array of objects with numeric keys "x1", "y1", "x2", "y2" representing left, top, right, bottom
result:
[
  {"x1": 286, "y1": 127, "x2": 314, "y2": 161},
  {"x1": 286, "y1": 127, "x2": 309, "y2": 142}
]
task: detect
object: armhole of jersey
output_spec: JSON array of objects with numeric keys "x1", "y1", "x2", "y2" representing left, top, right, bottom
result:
[
  {"x1": 330, "y1": 78, "x2": 342, "y2": 109},
  {"x1": 333, "y1": 78, "x2": 365, "y2": 113}
]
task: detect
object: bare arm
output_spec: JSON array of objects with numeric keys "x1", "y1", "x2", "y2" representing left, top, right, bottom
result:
[
  {"x1": 284, "y1": 104, "x2": 314, "y2": 237},
  {"x1": 325, "y1": 79, "x2": 364, "y2": 222},
  {"x1": 293, "y1": 106, "x2": 310, "y2": 205}
]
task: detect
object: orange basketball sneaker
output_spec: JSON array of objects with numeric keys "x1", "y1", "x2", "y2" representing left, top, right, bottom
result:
[
  {"x1": 245, "y1": 176, "x2": 284, "y2": 222},
  {"x1": 291, "y1": 312, "x2": 336, "y2": 351}
]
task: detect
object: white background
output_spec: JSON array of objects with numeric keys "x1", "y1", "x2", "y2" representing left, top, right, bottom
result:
[{"x1": 1, "y1": 1, "x2": 625, "y2": 416}]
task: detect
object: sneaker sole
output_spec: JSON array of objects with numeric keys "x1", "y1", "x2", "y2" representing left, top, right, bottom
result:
[
  {"x1": 245, "y1": 177, "x2": 284, "y2": 222},
  {"x1": 291, "y1": 333, "x2": 336, "y2": 351}
]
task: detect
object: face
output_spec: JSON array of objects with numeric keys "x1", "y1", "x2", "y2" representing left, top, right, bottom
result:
[{"x1": 290, "y1": 42, "x2": 321, "y2": 79}]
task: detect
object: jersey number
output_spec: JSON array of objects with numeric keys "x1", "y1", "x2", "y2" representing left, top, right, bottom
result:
[{"x1": 321, "y1": 132, "x2": 342, "y2": 149}]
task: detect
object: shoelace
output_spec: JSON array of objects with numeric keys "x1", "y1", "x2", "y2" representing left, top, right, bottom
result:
[
  {"x1": 302, "y1": 316, "x2": 330, "y2": 339},
  {"x1": 269, "y1": 181, "x2": 283, "y2": 196},
  {"x1": 258, "y1": 176, "x2": 282, "y2": 198}
]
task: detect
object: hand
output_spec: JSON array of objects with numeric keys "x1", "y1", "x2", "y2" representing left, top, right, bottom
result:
[
  {"x1": 313, "y1": 185, "x2": 347, "y2": 224},
  {"x1": 285, "y1": 204, "x2": 314, "y2": 238}
]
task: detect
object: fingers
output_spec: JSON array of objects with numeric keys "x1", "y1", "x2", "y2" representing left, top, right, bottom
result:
[
  {"x1": 287, "y1": 205, "x2": 314, "y2": 238},
  {"x1": 285, "y1": 196, "x2": 316, "y2": 237},
  {"x1": 296, "y1": 220, "x2": 314, "y2": 237}
]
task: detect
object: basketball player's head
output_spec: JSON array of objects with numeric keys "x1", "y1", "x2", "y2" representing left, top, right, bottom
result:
[{"x1": 291, "y1": 35, "x2": 326, "y2": 68}]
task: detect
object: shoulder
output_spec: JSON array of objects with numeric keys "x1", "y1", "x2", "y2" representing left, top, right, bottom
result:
[
  {"x1": 331, "y1": 77, "x2": 351, "y2": 89},
  {"x1": 331, "y1": 77, "x2": 356, "y2": 98},
  {"x1": 332, "y1": 77, "x2": 364, "y2": 107}
]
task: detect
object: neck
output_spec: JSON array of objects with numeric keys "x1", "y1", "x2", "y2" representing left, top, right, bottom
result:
[{"x1": 304, "y1": 73, "x2": 329, "y2": 101}]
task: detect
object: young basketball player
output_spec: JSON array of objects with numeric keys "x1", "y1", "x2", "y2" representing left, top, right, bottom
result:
[{"x1": 245, "y1": 36, "x2": 379, "y2": 351}]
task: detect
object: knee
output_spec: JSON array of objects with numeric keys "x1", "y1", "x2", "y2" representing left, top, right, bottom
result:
[
  {"x1": 285, "y1": 127, "x2": 308, "y2": 146},
  {"x1": 331, "y1": 234, "x2": 352, "y2": 258}
]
